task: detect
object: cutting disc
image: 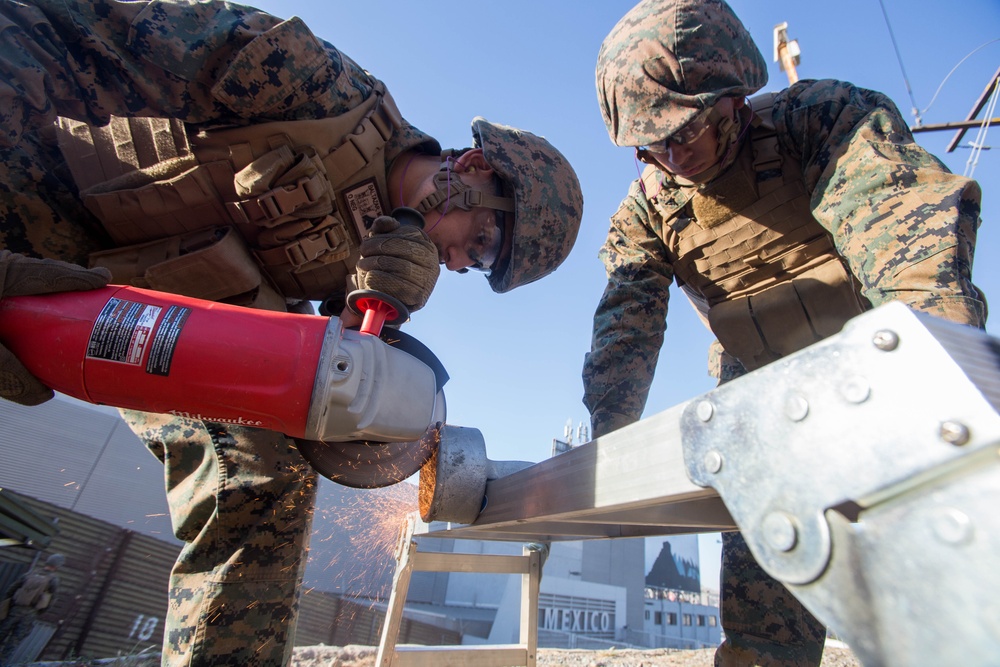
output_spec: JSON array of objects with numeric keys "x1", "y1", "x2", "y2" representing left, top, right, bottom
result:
[{"x1": 296, "y1": 433, "x2": 438, "y2": 488}]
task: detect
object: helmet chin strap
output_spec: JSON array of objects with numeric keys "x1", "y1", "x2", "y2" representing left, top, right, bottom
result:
[{"x1": 413, "y1": 153, "x2": 515, "y2": 218}]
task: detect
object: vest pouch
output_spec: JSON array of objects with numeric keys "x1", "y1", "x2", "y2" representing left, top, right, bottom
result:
[
  {"x1": 229, "y1": 145, "x2": 335, "y2": 228},
  {"x1": 228, "y1": 145, "x2": 353, "y2": 301},
  {"x1": 791, "y1": 259, "x2": 870, "y2": 338},
  {"x1": 254, "y1": 214, "x2": 354, "y2": 300},
  {"x1": 707, "y1": 258, "x2": 869, "y2": 371},
  {"x1": 58, "y1": 86, "x2": 402, "y2": 304},
  {"x1": 89, "y1": 226, "x2": 268, "y2": 303},
  {"x1": 707, "y1": 296, "x2": 779, "y2": 372},
  {"x1": 80, "y1": 161, "x2": 235, "y2": 246}
]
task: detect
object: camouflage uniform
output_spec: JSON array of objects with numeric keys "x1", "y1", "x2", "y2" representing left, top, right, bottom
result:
[
  {"x1": 584, "y1": 1, "x2": 987, "y2": 665},
  {"x1": 0, "y1": 2, "x2": 583, "y2": 666}
]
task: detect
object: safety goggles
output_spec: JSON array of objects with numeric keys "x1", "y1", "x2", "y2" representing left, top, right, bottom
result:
[
  {"x1": 465, "y1": 208, "x2": 506, "y2": 274},
  {"x1": 638, "y1": 107, "x2": 715, "y2": 153},
  {"x1": 462, "y1": 175, "x2": 509, "y2": 275}
]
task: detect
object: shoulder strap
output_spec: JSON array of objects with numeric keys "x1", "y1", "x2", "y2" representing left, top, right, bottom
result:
[
  {"x1": 747, "y1": 92, "x2": 802, "y2": 195},
  {"x1": 640, "y1": 163, "x2": 663, "y2": 200}
]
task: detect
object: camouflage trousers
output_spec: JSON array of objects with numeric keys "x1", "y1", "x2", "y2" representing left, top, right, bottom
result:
[
  {"x1": 715, "y1": 531, "x2": 826, "y2": 667},
  {"x1": 123, "y1": 410, "x2": 318, "y2": 667}
]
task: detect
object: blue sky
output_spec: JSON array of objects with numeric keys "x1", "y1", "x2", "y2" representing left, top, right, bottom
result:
[{"x1": 249, "y1": 0, "x2": 999, "y2": 590}]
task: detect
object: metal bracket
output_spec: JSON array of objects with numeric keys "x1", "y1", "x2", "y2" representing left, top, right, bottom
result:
[{"x1": 681, "y1": 302, "x2": 1000, "y2": 664}]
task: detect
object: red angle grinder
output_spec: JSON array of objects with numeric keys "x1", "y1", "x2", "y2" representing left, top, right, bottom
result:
[{"x1": 0, "y1": 285, "x2": 448, "y2": 488}]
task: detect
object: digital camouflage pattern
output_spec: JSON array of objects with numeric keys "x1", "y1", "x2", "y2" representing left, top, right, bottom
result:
[
  {"x1": 586, "y1": 79, "x2": 987, "y2": 667},
  {"x1": 473, "y1": 118, "x2": 584, "y2": 293},
  {"x1": 0, "y1": 0, "x2": 433, "y2": 265},
  {"x1": 0, "y1": 2, "x2": 381, "y2": 662},
  {"x1": 0, "y1": 1, "x2": 512, "y2": 666},
  {"x1": 585, "y1": 2, "x2": 987, "y2": 666},
  {"x1": 584, "y1": 78, "x2": 987, "y2": 436},
  {"x1": 127, "y1": 410, "x2": 317, "y2": 666},
  {"x1": 1, "y1": 2, "x2": 583, "y2": 664},
  {"x1": 718, "y1": 533, "x2": 827, "y2": 667},
  {"x1": 595, "y1": 0, "x2": 768, "y2": 148}
]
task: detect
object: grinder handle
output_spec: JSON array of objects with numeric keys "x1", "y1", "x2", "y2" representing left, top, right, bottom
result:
[{"x1": 346, "y1": 289, "x2": 409, "y2": 336}]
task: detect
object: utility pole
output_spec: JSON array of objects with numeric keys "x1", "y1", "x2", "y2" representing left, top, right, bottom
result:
[
  {"x1": 907, "y1": 66, "x2": 998, "y2": 178},
  {"x1": 773, "y1": 22, "x2": 801, "y2": 85}
]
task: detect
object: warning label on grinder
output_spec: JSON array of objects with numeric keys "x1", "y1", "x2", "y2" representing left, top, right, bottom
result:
[
  {"x1": 146, "y1": 305, "x2": 190, "y2": 376},
  {"x1": 87, "y1": 298, "x2": 190, "y2": 376}
]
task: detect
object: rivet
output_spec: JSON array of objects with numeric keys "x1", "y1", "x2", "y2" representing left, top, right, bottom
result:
[
  {"x1": 872, "y1": 330, "x2": 899, "y2": 351},
  {"x1": 932, "y1": 508, "x2": 972, "y2": 545},
  {"x1": 763, "y1": 512, "x2": 799, "y2": 552},
  {"x1": 703, "y1": 451, "x2": 723, "y2": 474},
  {"x1": 697, "y1": 401, "x2": 715, "y2": 422},
  {"x1": 840, "y1": 376, "x2": 871, "y2": 403},
  {"x1": 785, "y1": 395, "x2": 809, "y2": 422},
  {"x1": 939, "y1": 421, "x2": 971, "y2": 446}
]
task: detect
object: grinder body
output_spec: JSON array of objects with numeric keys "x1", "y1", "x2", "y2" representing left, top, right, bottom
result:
[{"x1": 0, "y1": 285, "x2": 441, "y2": 442}]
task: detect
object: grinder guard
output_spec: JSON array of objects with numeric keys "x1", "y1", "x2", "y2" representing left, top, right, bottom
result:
[{"x1": 304, "y1": 320, "x2": 445, "y2": 442}]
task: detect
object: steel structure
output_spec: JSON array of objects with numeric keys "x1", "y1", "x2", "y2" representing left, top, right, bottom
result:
[{"x1": 402, "y1": 302, "x2": 1000, "y2": 667}]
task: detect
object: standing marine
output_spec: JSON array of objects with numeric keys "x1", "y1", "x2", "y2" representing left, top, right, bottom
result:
[{"x1": 584, "y1": 0, "x2": 986, "y2": 664}]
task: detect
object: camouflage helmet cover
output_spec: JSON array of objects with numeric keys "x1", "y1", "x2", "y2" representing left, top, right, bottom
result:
[
  {"x1": 472, "y1": 118, "x2": 584, "y2": 293},
  {"x1": 596, "y1": 0, "x2": 768, "y2": 147}
]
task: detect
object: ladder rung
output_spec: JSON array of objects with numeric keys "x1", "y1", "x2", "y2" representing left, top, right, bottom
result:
[
  {"x1": 412, "y1": 551, "x2": 532, "y2": 574},
  {"x1": 392, "y1": 644, "x2": 529, "y2": 667}
]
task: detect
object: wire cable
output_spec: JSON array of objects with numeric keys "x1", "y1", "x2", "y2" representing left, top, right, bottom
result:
[
  {"x1": 922, "y1": 38, "x2": 1000, "y2": 116},
  {"x1": 877, "y1": 0, "x2": 923, "y2": 126}
]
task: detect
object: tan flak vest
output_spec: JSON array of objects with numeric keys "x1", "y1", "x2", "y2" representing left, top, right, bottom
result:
[
  {"x1": 55, "y1": 83, "x2": 406, "y2": 311},
  {"x1": 642, "y1": 93, "x2": 871, "y2": 371}
]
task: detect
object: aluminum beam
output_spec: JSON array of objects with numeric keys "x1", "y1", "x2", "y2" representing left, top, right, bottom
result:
[{"x1": 416, "y1": 401, "x2": 735, "y2": 542}]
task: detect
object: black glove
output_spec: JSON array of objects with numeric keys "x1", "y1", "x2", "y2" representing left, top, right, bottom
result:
[
  {"x1": 356, "y1": 215, "x2": 440, "y2": 312},
  {"x1": 0, "y1": 251, "x2": 111, "y2": 405}
]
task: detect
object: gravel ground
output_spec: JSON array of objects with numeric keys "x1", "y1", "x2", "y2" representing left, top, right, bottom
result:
[
  {"x1": 289, "y1": 643, "x2": 863, "y2": 667},
  {"x1": 26, "y1": 642, "x2": 863, "y2": 666}
]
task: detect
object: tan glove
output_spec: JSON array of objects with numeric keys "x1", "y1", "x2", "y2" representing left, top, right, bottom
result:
[
  {"x1": 0, "y1": 251, "x2": 111, "y2": 405},
  {"x1": 356, "y1": 215, "x2": 440, "y2": 312}
]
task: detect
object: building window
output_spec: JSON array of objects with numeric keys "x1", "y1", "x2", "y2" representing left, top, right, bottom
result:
[
  {"x1": 645, "y1": 610, "x2": 650, "y2": 621},
  {"x1": 683, "y1": 614, "x2": 693, "y2": 626},
  {"x1": 654, "y1": 611, "x2": 663, "y2": 626},
  {"x1": 709, "y1": 615, "x2": 718, "y2": 627},
  {"x1": 697, "y1": 615, "x2": 706, "y2": 626},
  {"x1": 666, "y1": 612, "x2": 677, "y2": 625}
]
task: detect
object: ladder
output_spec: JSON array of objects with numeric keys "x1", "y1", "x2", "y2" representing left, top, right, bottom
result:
[{"x1": 376, "y1": 514, "x2": 541, "y2": 667}]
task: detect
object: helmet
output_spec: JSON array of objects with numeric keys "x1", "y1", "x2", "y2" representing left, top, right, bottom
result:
[
  {"x1": 596, "y1": 0, "x2": 768, "y2": 148},
  {"x1": 472, "y1": 118, "x2": 584, "y2": 293},
  {"x1": 45, "y1": 553, "x2": 65, "y2": 568}
]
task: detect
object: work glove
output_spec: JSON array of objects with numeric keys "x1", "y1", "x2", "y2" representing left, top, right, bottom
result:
[
  {"x1": 355, "y1": 215, "x2": 440, "y2": 313},
  {"x1": 0, "y1": 251, "x2": 111, "y2": 405}
]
